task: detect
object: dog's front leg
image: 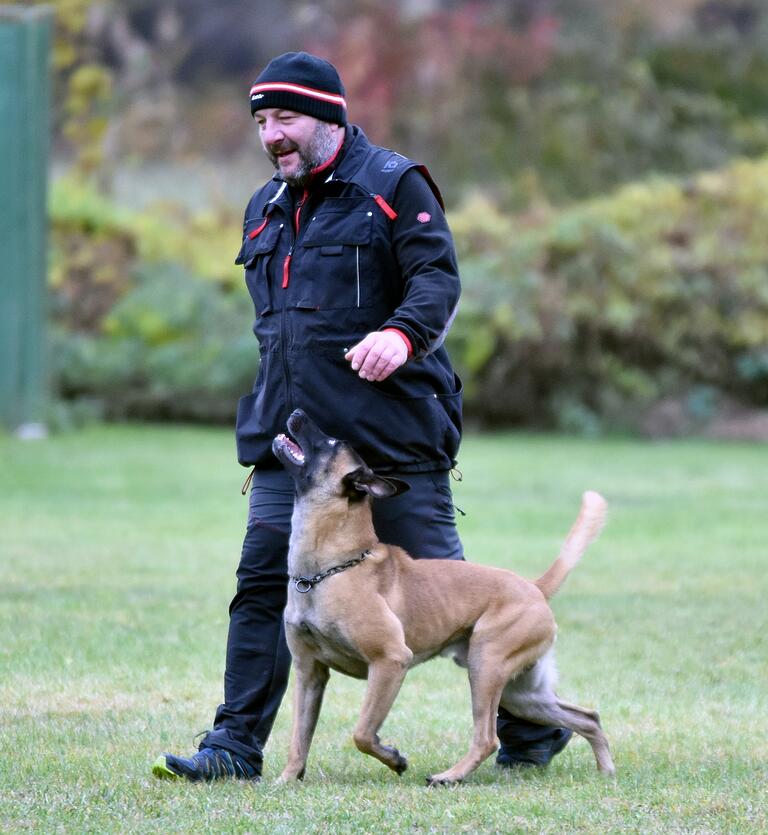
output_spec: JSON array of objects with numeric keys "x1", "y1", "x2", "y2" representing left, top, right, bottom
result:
[
  {"x1": 352, "y1": 649, "x2": 412, "y2": 775},
  {"x1": 279, "y1": 654, "x2": 330, "y2": 782}
]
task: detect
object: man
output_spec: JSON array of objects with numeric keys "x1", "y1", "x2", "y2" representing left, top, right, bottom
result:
[{"x1": 152, "y1": 52, "x2": 570, "y2": 782}]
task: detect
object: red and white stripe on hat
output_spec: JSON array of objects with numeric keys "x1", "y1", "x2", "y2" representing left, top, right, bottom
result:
[{"x1": 249, "y1": 82, "x2": 347, "y2": 109}]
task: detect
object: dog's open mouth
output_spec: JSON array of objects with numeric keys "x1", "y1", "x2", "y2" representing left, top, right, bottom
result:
[{"x1": 275, "y1": 433, "x2": 305, "y2": 466}]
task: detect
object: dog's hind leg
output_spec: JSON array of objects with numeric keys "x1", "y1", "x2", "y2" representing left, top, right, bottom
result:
[
  {"x1": 427, "y1": 607, "x2": 559, "y2": 786},
  {"x1": 550, "y1": 698, "x2": 614, "y2": 776},
  {"x1": 501, "y1": 696, "x2": 615, "y2": 776},
  {"x1": 426, "y1": 636, "x2": 550, "y2": 785},
  {"x1": 279, "y1": 656, "x2": 330, "y2": 782},
  {"x1": 500, "y1": 657, "x2": 615, "y2": 776},
  {"x1": 426, "y1": 662, "x2": 503, "y2": 786}
]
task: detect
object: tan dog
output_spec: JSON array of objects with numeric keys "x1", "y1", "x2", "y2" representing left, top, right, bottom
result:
[{"x1": 272, "y1": 409, "x2": 615, "y2": 785}]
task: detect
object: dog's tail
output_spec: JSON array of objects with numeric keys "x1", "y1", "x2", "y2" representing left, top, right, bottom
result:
[{"x1": 534, "y1": 491, "x2": 607, "y2": 600}]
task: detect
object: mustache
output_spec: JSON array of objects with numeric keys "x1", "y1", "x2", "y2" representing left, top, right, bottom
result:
[{"x1": 268, "y1": 140, "x2": 299, "y2": 156}]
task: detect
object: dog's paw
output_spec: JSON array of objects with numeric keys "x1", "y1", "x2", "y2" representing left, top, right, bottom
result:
[
  {"x1": 426, "y1": 774, "x2": 462, "y2": 787},
  {"x1": 385, "y1": 747, "x2": 408, "y2": 775}
]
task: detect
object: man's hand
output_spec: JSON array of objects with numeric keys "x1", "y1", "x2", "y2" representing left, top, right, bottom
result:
[{"x1": 345, "y1": 331, "x2": 409, "y2": 382}]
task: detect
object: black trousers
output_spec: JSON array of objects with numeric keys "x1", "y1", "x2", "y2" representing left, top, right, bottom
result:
[{"x1": 200, "y1": 468, "x2": 560, "y2": 770}]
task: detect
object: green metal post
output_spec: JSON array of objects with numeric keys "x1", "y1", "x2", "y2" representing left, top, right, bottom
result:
[{"x1": 0, "y1": 6, "x2": 52, "y2": 433}]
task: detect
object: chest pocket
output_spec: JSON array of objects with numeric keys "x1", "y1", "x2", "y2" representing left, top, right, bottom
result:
[
  {"x1": 296, "y1": 199, "x2": 377, "y2": 310},
  {"x1": 236, "y1": 217, "x2": 283, "y2": 266},
  {"x1": 236, "y1": 218, "x2": 284, "y2": 316}
]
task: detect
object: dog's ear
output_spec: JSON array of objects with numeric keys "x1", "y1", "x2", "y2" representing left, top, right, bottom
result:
[{"x1": 343, "y1": 467, "x2": 410, "y2": 500}]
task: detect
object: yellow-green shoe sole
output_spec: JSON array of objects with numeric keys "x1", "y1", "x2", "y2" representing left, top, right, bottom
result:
[{"x1": 152, "y1": 755, "x2": 179, "y2": 780}]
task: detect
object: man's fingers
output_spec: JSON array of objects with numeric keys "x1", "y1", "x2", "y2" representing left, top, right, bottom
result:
[
  {"x1": 357, "y1": 345, "x2": 387, "y2": 380},
  {"x1": 361, "y1": 351, "x2": 390, "y2": 380},
  {"x1": 345, "y1": 332, "x2": 408, "y2": 381},
  {"x1": 345, "y1": 336, "x2": 375, "y2": 371}
]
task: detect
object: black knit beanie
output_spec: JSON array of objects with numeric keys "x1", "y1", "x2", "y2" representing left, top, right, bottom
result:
[{"x1": 249, "y1": 52, "x2": 347, "y2": 125}]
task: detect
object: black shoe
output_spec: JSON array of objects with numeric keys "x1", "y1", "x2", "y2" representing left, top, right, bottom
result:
[
  {"x1": 496, "y1": 728, "x2": 573, "y2": 768},
  {"x1": 152, "y1": 747, "x2": 260, "y2": 782}
]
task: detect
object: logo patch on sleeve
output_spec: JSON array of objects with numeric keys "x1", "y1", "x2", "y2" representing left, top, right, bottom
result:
[{"x1": 416, "y1": 212, "x2": 431, "y2": 223}]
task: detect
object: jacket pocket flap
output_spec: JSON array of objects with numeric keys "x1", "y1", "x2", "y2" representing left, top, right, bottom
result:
[
  {"x1": 300, "y1": 210, "x2": 372, "y2": 247},
  {"x1": 235, "y1": 220, "x2": 282, "y2": 265}
]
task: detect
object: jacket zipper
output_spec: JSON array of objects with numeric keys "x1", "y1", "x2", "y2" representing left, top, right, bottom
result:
[
  {"x1": 279, "y1": 188, "x2": 308, "y2": 414},
  {"x1": 282, "y1": 188, "x2": 308, "y2": 289}
]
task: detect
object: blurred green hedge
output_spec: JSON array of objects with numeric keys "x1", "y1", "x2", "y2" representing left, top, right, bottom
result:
[
  {"x1": 49, "y1": 179, "x2": 254, "y2": 423},
  {"x1": 49, "y1": 157, "x2": 768, "y2": 432},
  {"x1": 448, "y1": 157, "x2": 768, "y2": 432}
]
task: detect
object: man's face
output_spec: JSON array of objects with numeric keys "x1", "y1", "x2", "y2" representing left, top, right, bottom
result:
[{"x1": 255, "y1": 108, "x2": 341, "y2": 188}]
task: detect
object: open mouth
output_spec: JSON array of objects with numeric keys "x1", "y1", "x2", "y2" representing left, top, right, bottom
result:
[
  {"x1": 275, "y1": 433, "x2": 305, "y2": 466},
  {"x1": 273, "y1": 147, "x2": 298, "y2": 165}
]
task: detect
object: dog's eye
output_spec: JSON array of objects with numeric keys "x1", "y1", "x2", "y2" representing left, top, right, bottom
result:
[{"x1": 328, "y1": 439, "x2": 338, "y2": 446}]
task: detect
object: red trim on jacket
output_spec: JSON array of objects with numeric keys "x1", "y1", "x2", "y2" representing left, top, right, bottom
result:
[
  {"x1": 280, "y1": 137, "x2": 342, "y2": 289},
  {"x1": 283, "y1": 189, "x2": 309, "y2": 289},
  {"x1": 248, "y1": 218, "x2": 269, "y2": 239},
  {"x1": 373, "y1": 194, "x2": 398, "y2": 220},
  {"x1": 310, "y1": 135, "x2": 344, "y2": 178},
  {"x1": 383, "y1": 328, "x2": 413, "y2": 357}
]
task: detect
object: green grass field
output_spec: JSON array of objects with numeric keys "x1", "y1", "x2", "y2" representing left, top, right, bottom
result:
[{"x1": 1, "y1": 425, "x2": 766, "y2": 833}]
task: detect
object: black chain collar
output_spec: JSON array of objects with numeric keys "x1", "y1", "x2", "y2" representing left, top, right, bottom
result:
[{"x1": 291, "y1": 550, "x2": 371, "y2": 594}]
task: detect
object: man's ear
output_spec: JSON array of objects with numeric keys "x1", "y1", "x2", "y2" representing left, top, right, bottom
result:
[{"x1": 343, "y1": 467, "x2": 410, "y2": 499}]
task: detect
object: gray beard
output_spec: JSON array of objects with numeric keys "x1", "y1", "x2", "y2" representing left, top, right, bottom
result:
[{"x1": 271, "y1": 122, "x2": 340, "y2": 188}]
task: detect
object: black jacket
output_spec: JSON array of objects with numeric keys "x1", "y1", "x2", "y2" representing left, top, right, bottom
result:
[{"x1": 235, "y1": 125, "x2": 462, "y2": 473}]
